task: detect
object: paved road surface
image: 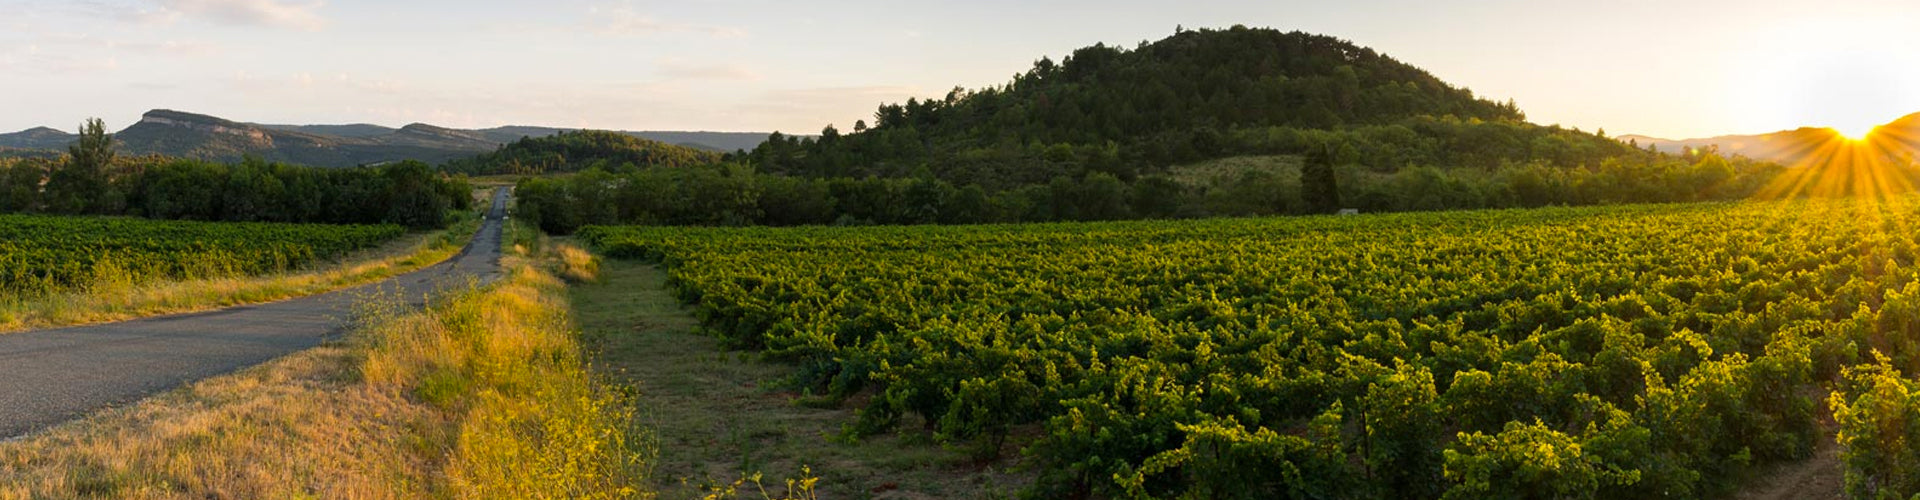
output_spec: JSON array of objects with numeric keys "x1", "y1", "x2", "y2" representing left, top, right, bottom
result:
[{"x1": 0, "y1": 188, "x2": 510, "y2": 438}]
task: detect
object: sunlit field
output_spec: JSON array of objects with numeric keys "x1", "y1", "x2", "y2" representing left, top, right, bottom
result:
[{"x1": 583, "y1": 195, "x2": 1920, "y2": 498}]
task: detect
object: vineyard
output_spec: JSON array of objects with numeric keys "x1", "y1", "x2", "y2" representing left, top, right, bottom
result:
[
  {"x1": 0, "y1": 215, "x2": 404, "y2": 296},
  {"x1": 579, "y1": 198, "x2": 1920, "y2": 499}
]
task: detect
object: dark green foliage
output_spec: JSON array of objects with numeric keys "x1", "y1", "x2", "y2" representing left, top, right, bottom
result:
[
  {"x1": 43, "y1": 119, "x2": 122, "y2": 215},
  {"x1": 1302, "y1": 142, "x2": 1341, "y2": 213},
  {"x1": 1832, "y1": 355, "x2": 1920, "y2": 500},
  {"x1": 0, "y1": 159, "x2": 46, "y2": 212},
  {"x1": 738, "y1": 27, "x2": 1615, "y2": 189},
  {"x1": 515, "y1": 149, "x2": 1799, "y2": 234},
  {"x1": 3, "y1": 156, "x2": 469, "y2": 229},
  {"x1": 122, "y1": 158, "x2": 468, "y2": 228},
  {"x1": 441, "y1": 129, "x2": 721, "y2": 176},
  {"x1": 379, "y1": 160, "x2": 457, "y2": 229}
]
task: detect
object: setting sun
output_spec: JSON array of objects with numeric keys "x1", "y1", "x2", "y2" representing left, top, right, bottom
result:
[{"x1": 1835, "y1": 122, "x2": 1879, "y2": 141}]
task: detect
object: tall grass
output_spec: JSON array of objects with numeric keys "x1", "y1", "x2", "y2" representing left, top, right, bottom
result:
[
  {"x1": 362, "y1": 250, "x2": 649, "y2": 498},
  {"x1": 0, "y1": 228, "x2": 648, "y2": 499},
  {"x1": 555, "y1": 244, "x2": 602, "y2": 284}
]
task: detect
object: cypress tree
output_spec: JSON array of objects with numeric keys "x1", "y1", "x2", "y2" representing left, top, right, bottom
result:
[{"x1": 1302, "y1": 141, "x2": 1341, "y2": 213}]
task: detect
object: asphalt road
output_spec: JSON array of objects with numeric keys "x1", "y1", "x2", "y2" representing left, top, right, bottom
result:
[{"x1": 0, "y1": 187, "x2": 510, "y2": 439}]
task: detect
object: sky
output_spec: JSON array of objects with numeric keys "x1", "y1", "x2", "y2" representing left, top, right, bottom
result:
[{"x1": 3, "y1": 0, "x2": 1919, "y2": 140}]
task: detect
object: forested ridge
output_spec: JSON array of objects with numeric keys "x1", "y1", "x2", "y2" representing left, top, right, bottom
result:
[{"x1": 746, "y1": 25, "x2": 1559, "y2": 186}]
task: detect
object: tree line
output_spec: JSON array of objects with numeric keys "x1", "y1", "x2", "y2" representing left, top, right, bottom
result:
[
  {"x1": 440, "y1": 129, "x2": 721, "y2": 176},
  {"x1": 0, "y1": 119, "x2": 472, "y2": 228},
  {"x1": 512, "y1": 146, "x2": 1798, "y2": 234}
]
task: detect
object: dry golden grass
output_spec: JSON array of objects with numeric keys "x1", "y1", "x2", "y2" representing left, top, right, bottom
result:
[
  {"x1": 0, "y1": 224, "x2": 648, "y2": 499},
  {"x1": 554, "y1": 243, "x2": 601, "y2": 284},
  {"x1": 0, "y1": 344, "x2": 445, "y2": 499},
  {"x1": 363, "y1": 257, "x2": 649, "y2": 499},
  {"x1": 0, "y1": 219, "x2": 474, "y2": 335}
]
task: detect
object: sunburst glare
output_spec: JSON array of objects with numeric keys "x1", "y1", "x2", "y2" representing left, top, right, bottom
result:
[
  {"x1": 1836, "y1": 123, "x2": 1878, "y2": 141},
  {"x1": 1753, "y1": 122, "x2": 1920, "y2": 200}
]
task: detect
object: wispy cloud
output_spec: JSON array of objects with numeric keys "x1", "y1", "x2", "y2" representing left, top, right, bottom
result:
[
  {"x1": 587, "y1": 3, "x2": 746, "y2": 39},
  {"x1": 226, "y1": 71, "x2": 410, "y2": 97},
  {"x1": 126, "y1": 81, "x2": 182, "y2": 91},
  {"x1": 655, "y1": 58, "x2": 762, "y2": 81},
  {"x1": 0, "y1": 34, "x2": 140, "y2": 74},
  {"x1": 133, "y1": 0, "x2": 328, "y2": 30},
  {"x1": 0, "y1": 43, "x2": 122, "y2": 74},
  {"x1": 117, "y1": 39, "x2": 224, "y2": 56},
  {"x1": 0, "y1": 32, "x2": 222, "y2": 67}
]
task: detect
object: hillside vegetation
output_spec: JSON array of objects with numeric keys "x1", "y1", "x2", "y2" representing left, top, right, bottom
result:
[
  {"x1": 441, "y1": 130, "x2": 723, "y2": 176},
  {"x1": 747, "y1": 26, "x2": 1571, "y2": 187}
]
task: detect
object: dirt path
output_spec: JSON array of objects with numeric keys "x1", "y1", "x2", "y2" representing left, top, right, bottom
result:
[
  {"x1": 572, "y1": 259, "x2": 1031, "y2": 499},
  {"x1": 0, "y1": 188, "x2": 509, "y2": 439},
  {"x1": 1735, "y1": 432, "x2": 1845, "y2": 500}
]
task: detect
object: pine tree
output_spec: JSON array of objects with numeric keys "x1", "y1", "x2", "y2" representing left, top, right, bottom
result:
[{"x1": 44, "y1": 118, "x2": 116, "y2": 214}]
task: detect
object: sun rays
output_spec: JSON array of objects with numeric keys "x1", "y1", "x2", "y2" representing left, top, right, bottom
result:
[
  {"x1": 1837, "y1": 124, "x2": 1879, "y2": 141},
  {"x1": 1749, "y1": 123, "x2": 1920, "y2": 200}
]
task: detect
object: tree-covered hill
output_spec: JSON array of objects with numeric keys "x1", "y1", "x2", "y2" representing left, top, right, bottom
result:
[
  {"x1": 441, "y1": 130, "x2": 722, "y2": 176},
  {"x1": 744, "y1": 25, "x2": 1630, "y2": 189},
  {"x1": 517, "y1": 26, "x2": 1865, "y2": 233}
]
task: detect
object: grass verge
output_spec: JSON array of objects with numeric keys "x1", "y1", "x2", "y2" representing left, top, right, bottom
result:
[
  {"x1": 0, "y1": 229, "x2": 647, "y2": 499},
  {"x1": 0, "y1": 216, "x2": 477, "y2": 335},
  {"x1": 572, "y1": 257, "x2": 1028, "y2": 499}
]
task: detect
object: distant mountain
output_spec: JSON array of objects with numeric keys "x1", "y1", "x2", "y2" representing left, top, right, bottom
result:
[
  {"x1": 0, "y1": 126, "x2": 76, "y2": 150},
  {"x1": 0, "y1": 109, "x2": 780, "y2": 167},
  {"x1": 257, "y1": 123, "x2": 397, "y2": 139},
  {"x1": 1620, "y1": 112, "x2": 1920, "y2": 166}
]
